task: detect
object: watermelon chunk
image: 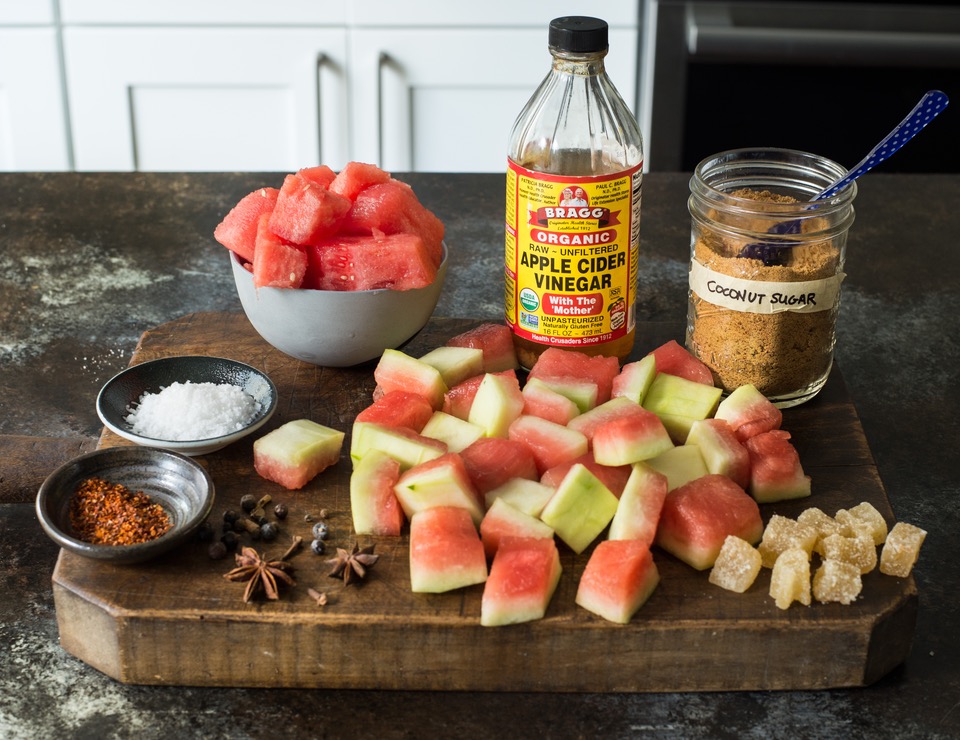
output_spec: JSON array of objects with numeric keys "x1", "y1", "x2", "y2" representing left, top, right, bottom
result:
[
  {"x1": 409, "y1": 506, "x2": 487, "y2": 593},
  {"x1": 648, "y1": 339, "x2": 715, "y2": 386},
  {"x1": 567, "y1": 397, "x2": 652, "y2": 444},
  {"x1": 297, "y1": 165, "x2": 337, "y2": 188},
  {"x1": 576, "y1": 539, "x2": 660, "y2": 624},
  {"x1": 460, "y1": 437, "x2": 539, "y2": 494},
  {"x1": 446, "y1": 323, "x2": 519, "y2": 372},
  {"x1": 528, "y1": 347, "x2": 620, "y2": 404},
  {"x1": 442, "y1": 370, "x2": 517, "y2": 421},
  {"x1": 341, "y1": 179, "x2": 445, "y2": 268},
  {"x1": 540, "y1": 453, "x2": 631, "y2": 498},
  {"x1": 253, "y1": 419, "x2": 344, "y2": 490},
  {"x1": 685, "y1": 418, "x2": 750, "y2": 489},
  {"x1": 304, "y1": 232, "x2": 437, "y2": 291},
  {"x1": 252, "y1": 213, "x2": 308, "y2": 289},
  {"x1": 655, "y1": 474, "x2": 763, "y2": 570},
  {"x1": 350, "y1": 449, "x2": 404, "y2": 536},
  {"x1": 715, "y1": 384, "x2": 783, "y2": 443},
  {"x1": 539, "y1": 463, "x2": 619, "y2": 555},
  {"x1": 591, "y1": 408, "x2": 675, "y2": 466},
  {"x1": 508, "y1": 414, "x2": 590, "y2": 475},
  {"x1": 467, "y1": 372, "x2": 525, "y2": 438},
  {"x1": 744, "y1": 429, "x2": 811, "y2": 503},
  {"x1": 373, "y1": 349, "x2": 447, "y2": 410},
  {"x1": 350, "y1": 421, "x2": 447, "y2": 471},
  {"x1": 329, "y1": 161, "x2": 391, "y2": 201},
  {"x1": 268, "y1": 172, "x2": 352, "y2": 246},
  {"x1": 480, "y1": 536, "x2": 562, "y2": 627},
  {"x1": 393, "y1": 452, "x2": 485, "y2": 525},
  {"x1": 420, "y1": 411, "x2": 485, "y2": 453},
  {"x1": 214, "y1": 186, "x2": 279, "y2": 262},
  {"x1": 521, "y1": 377, "x2": 581, "y2": 426},
  {"x1": 608, "y1": 462, "x2": 668, "y2": 546},
  {"x1": 355, "y1": 390, "x2": 435, "y2": 433},
  {"x1": 479, "y1": 497, "x2": 554, "y2": 560},
  {"x1": 611, "y1": 354, "x2": 657, "y2": 405}
]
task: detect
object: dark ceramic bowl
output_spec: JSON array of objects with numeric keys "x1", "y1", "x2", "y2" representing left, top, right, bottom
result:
[
  {"x1": 97, "y1": 355, "x2": 277, "y2": 456},
  {"x1": 36, "y1": 446, "x2": 215, "y2": 565}
]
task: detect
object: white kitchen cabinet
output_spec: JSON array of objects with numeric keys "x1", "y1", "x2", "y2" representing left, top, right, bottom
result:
[
  {"x1": 350, "y1": 28, "x2": 639, "y2": 173},
  {"x1": 62, "y1": 28, "x2": 349, "y2": 171},
  {"x1": 0, "y1": 28, "x2": 70, "y2": 171}
]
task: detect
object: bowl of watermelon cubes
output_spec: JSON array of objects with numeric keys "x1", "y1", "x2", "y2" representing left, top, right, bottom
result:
[{"x1": 217, "y1": 162, "x2": 448, "y2": 367}]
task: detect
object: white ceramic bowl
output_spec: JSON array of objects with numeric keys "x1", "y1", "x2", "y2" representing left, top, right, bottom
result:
[
  {"x1": 97, "y1": 355, "x2": 277, "y2": 456},
  {"x1": 231, "y1": 243, "x2": 448, "y2": 366}
]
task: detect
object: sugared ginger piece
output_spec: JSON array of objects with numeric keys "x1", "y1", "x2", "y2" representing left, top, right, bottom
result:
[
  {"x1": 709, "y1": 535, "x2": 762, "y2": 593},
  {"x1": 879, "y1": 522, "x2": 927, "y2": 578},
  {"x1": 813, "y1": 559, "x2": 862, "y2": 605},
  {"x1": 769, "y1": 548, "x2": 811, "y2": 610}
]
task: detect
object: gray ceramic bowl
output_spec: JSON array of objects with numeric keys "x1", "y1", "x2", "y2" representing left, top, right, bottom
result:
[
  {"x1": 231, "y1": 243, "x2": 448, "y2": 366},
  {"x1": 97, "y1": 355, "x2": 277, "y2": 456},
  {"x1": 36, "y1": 446, "x2": 215, "y2": 565}
]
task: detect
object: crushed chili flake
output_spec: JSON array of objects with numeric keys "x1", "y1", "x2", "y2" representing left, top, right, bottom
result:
[{"x1": 69, "y1": 477, "x2": 172, "y2": 546}]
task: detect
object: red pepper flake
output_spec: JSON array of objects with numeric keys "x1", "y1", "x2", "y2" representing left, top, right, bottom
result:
[{"x1": 69, "y1": 477, "x2": 172, "y2": 546}]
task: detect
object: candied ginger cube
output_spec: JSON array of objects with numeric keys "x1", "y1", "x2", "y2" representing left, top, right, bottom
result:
[
  {"x1": 813, "y1": 559, "x2": 862, "y2": 605},
  {"x1": 797, "y1": 507, "x2": 842, "y2": 543},
  {"x1": 769, "y1": 548, "x2": 811, "y2": 610},
  {"x1": 709, "y1": 535, "x2": 762, "y2": 593},
  {"x1": 758, "y1": 514, "x2": 818, "y2": 568},
  {"x1": 879, "y1": 522, "x2": 927, "y2": 578},
  {"x1": 835, "y1": 502, "x2": 888, "y2": 546},
  {"x1": 819, "y1": 533, "x2": 877, "y2": 575}
]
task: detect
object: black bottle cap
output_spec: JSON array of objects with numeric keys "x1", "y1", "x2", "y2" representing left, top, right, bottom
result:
[{"x1": 548, "y1": 16, "x2": 608, "y2": 53}]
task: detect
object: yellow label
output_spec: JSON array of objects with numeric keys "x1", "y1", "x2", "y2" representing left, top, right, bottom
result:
[{"x1": 505, "y1": 160, "x2": 641, "y2": 350}]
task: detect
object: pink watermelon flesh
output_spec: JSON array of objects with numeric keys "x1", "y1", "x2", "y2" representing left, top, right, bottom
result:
[
  {"x1": 297, "y1": 165, "x2": 337, "y2": 188},
  {"x1": 409, "y1": 506, "x2": 488, "y2": 593},
  {"x1": 522, "y1": 380, "x2": 580, "y2": 426},
  {"x1": 446, "y1": 323, "x2": 519, "y2": 372},
  {"x1": 268, "y1": 172, "x2": 352, "y2": 246},
  {"x1": 655, "y1": 474, "x2": 763, "y2": 570},
  {"x1": 214, "y1": 187, "x2": 279, "y2": 262},
  {"x1": 744, "y1": 430, "x2": 811, "y2": 502},
  {"x1": 481, "y1": 536, "x2": 562, "y2": 626},
  {"x1": 567, "y1": 398, "x2": 652, "y2": 444},
  {"x1": 351, "y1": 452, "x2": 404, "y2": 536},
  {"x1": 716, "y1": 385, "x2": 783, "y2": 443},
  {"x1": 304, "y1": 232, "x2": 436, "y2": 291},
  {"x1": 355, "y1": 390, "x2": 435, "y2": 433},
  {"x1": 252, "y1": 214, "x2": 308, "y2": 289},
  {"x1": 575, "y1": 539, "x2": 660, "y2": 624},
  {"x1": 540, "y1": 453, "x2": 631, "y2": 498},
  {"x1": 479, "y1": 500, "x2": 553, "y2": 560},
  {"x1": 528, "y1": 348, "x2": 620, "y2": 404},
  {"x1": 647, "y1": 340, "x2": 715, "y2": 386},
  {"x1": 341, "y1": 179, "x2": 445, "y2": 268},
  {"x1": 442, "y1": 369, "x2": 517, "y2": 421},
  {"x1": 329, "y1": 161, "x2": 391, "y2": 201},
  {"x1": 460, "y1": 437, "x2": 539, "y2": 494}
]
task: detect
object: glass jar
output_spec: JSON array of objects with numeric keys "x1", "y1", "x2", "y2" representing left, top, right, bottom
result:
[{"x1": 685, "y1": 148, "x2": 856, "y2": 408}]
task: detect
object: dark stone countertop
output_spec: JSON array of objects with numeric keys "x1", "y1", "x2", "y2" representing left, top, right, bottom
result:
[{"x1": 1, "y1": 172, "x2": 958, "y2": 738}]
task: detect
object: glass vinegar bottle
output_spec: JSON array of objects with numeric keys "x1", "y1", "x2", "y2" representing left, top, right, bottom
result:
[{"x1": 505, "y1": 16, "x2": 644, "y2": 370}]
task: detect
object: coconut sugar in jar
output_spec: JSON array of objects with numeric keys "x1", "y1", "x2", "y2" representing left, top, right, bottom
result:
[{"x1": 686, "y1": 148, "x2": 856, "y2": 407}]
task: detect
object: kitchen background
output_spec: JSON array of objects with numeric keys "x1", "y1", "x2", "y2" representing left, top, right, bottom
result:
[{"x1": 1, "y1": 0, "x2": 957, "y2": 174}]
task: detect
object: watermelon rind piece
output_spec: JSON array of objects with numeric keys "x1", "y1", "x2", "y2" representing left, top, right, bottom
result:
[
  {"x1": 645, "y1": 444, "x2": 708, "y2": 491},
  {"x1": 374, "y1": 349, "x2": 448, "y2": 410},
  {"x1": 539, "y1": 463, "x2": 619, "y2": 555},
  {"x1": 350, "y1": 449, "x2": 404, "y2": 536},
  {"x1": 521, "y1": 377, "x2": 581, "y2": 426},
  {"x1": 685, "y1": 418, "x2": 750, "y2": 489},
  {"x1": 641, "y1": 372, "x2": 723, "y2": 443},
  {"x1": 567, "y1": 397, "x2": 650, "y2": 444},
  {"x1": 409, "y1": 506, "x2": 488, "y2": 593},
  {"x1": 467, "y1": 372, "x2": 524, "y2": 438},
  {"x1": 508, "y1": 414, "x2": 589, "y2": 475},
  {"x1": 611, "y1": 354, "x2": 657, "y2": 405},
  {"x1": 715, "y1": 384, "x2": 783, "y2": 443},
  {"x1": 420, "y1": 411, "x2": 485, "y2": 454},
  {"x1": 253, "y1": 419, "x2": 344, "y2": 490},
  {"x1": 418, "y1": 346, "x2": 485, "y2": 389},
  {"x1": 607, "y1": 462, "x2": 668, "y2": 547},
  {"x1": 591, "y1": 410, "x2": 675, "y2": 466},
  {"x1": 575, "y1": 539, "x2": 660, "y2": 624},
  {"x1": 480, "y1": 537, "x2": 562, "y2": 627},
  {"x1": 533, "y1": 376, "x2": 599, "y2": 414},
  {"x1": 483, "y1": 477, "x2": 556, "y2": 518},
  {"x1": 479, "y1": 497, "x2": 555, "y2": 560},
  {"x1": 446, "y1": 322, "x2": 520, "y2": 373},
  {"x1": 350, "y1": 421, "x2": 446, "y2": 471},
  {"x1": 393, "y1": 452, "x2": 485, "y2": 526}
]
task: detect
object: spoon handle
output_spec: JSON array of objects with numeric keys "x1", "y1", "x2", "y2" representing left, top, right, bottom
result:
[{"x1": 815, "y1": 90, "x2": 950, "y2": 201}]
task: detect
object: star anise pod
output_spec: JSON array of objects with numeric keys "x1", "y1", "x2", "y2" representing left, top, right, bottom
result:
[
  {"x1": 326, "y1": 543, "x2": 379, "y2": 586},
  {"x1": 224, "y1": 539, "x2": 299, "y2": 602}
]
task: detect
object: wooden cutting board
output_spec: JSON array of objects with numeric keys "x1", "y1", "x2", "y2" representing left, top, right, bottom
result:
[{"x1": 51, "y1": 312, "x2": 917, "y2": 691}]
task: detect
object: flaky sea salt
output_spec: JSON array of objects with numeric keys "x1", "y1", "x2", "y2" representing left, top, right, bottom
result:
[{"x1": 125, "y1": 381, "x2": 260, "y2": 441}]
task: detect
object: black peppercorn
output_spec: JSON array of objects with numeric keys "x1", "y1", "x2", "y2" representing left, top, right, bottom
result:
[
  {"x1": 220, "y1": 531, "x2": 239, "y2": 551},
  {"x1": 260, "y1": 521, "x2": 279, "y2": 542},
  {"x1": 240, "y1": 494, "x2": 257, "y2": 513},
  {"x1": 274, "y1": 503, "x2": 288, "y2": 520}
]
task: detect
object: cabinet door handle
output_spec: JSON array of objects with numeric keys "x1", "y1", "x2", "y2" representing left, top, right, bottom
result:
[
  {"x1": 377, "y1": 52, "x2": 412, "y2": 171},
  {"x1": 687, "y1": 4, "x2": 960, "y2": 66},
  {"x1": 316, "y1": 52, "x2": 347, "y2": 166}
]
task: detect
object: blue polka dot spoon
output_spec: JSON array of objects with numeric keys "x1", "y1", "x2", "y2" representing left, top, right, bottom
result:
[{"x1": 741, "y1": 89, "x2": 950, "y2": 264}]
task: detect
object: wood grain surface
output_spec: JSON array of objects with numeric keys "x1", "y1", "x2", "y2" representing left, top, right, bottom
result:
[{"x1": 51, "y1": 312, "x2": 917, "y2": 691}]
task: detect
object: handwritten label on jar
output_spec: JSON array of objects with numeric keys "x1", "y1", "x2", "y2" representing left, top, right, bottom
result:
[{"x1": 689, "y1": 260, "x2": 845, "y2": 314}]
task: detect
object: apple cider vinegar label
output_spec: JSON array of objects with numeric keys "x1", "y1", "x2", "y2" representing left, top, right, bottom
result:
[{"x1": 505, "y1": 161, "x2": 641, "y2": 350}]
